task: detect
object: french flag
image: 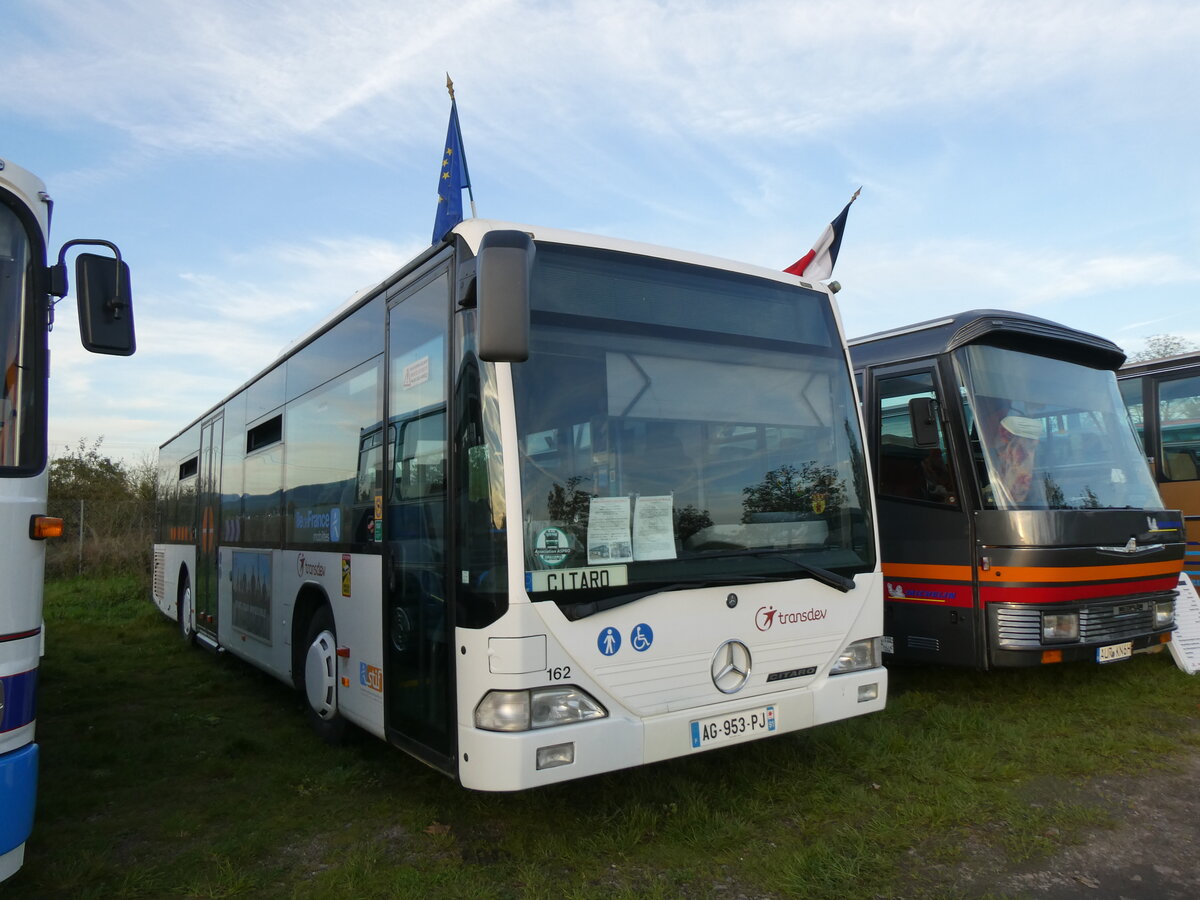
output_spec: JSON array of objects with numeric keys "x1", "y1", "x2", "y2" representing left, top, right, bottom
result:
[{"x1": 785, "y1": 188, "x2": 860, "y2": 280}]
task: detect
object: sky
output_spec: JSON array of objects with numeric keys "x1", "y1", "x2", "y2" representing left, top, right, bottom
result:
[{"x1": 3, "y1": 0, "x2": 1199, "y2": 465}]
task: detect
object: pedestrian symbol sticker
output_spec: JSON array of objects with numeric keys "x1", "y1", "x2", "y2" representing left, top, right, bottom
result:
[
  {"x1": 598, "y1": 627, "x2": 621, "y2": 656},
  {"x1": 631, "y1": 623, "x2": 654, "y2": 652}
]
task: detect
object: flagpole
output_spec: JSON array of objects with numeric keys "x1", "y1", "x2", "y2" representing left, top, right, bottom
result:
[{"x1": 446, "y1": 73, "x2": 477, "y2": 218}]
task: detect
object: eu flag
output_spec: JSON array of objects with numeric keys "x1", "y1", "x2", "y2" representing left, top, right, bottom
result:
[{"x1": 432, "y1": 99, "x2": 472, "y2": 244}]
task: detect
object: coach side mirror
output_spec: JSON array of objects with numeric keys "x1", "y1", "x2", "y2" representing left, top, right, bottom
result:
[
  {"x1": 909, "y1": 397, "x2": 940, "y2": 449},
  {"x1": 50, "y1": 239, "x2": 136, "y2": 356},
  {"x1": 76, "y1": 252, "x2": 135, "y2": 356},
  {"x1": 476, "y1": 229, "x2": 532, "y2": 363}
]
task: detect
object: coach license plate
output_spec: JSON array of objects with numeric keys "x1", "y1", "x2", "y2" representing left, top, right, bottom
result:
[
  {"x1": 690, "y1": 705, "x2": 777, "y2": 748},
  {"x1": 1097, "y1": 641, "x2": 1132, "y2": 663}
]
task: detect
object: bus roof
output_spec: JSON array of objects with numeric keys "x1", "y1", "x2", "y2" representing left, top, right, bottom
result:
[
  {"x1": 1119, "y1": 349, "x2": 1200, "y2": 377},
  {"x1": 848, "y1": 308, "x2": 1126, "y2": 372},
  {"x1": 0, "y1": 157, "x2": 51, "y2": 239}
]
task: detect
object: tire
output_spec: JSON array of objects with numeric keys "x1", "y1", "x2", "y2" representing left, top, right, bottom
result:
[
  {"x1": 299, "y1": 606, "x2": 347, "y2": 745},
  {"x1": 178, "y1": 573, "x2": 196, "y2": 644}
]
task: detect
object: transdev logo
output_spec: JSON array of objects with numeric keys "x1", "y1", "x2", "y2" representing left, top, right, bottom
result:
[
  {"x1": 297, "y1": 553, "x2": 327, "y2": 578},
  {"x1": 755, "y1": 605, "x2": 827, "y2": 631}
]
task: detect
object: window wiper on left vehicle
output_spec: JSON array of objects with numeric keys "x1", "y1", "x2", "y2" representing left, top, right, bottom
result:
[{"x1": 691, "y1": 548, "x2": 856, "y2": 593}]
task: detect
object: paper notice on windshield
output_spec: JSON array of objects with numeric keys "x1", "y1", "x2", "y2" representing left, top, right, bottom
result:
[
  {"x1": 1169, "y1": 575, "x2": 1200, "y2": 675},
  {"x1": 587, "y1": 497, "x2": 633, "y2": 564},
  {"x1": 634, "y1": 494, "x2": 677, "y2": 560}
]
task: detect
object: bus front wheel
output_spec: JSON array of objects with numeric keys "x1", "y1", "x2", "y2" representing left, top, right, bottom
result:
[{"x1": 300, "y1": 606, "x2": 347, "y2": 745}]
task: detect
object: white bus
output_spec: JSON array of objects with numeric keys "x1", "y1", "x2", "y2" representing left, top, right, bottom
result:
[
  {"x1": 151, "y1": 220, "x2": 885, "y2": 789},
  {"x1": 1, "y1": 157, "x2": 134, "y2": 881}
]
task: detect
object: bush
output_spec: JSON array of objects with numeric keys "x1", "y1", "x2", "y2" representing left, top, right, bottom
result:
[{"x1": 46, "y1": 438, "x2": 156, "y2": 582}]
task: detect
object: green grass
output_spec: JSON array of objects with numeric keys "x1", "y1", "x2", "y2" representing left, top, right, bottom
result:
[{"x1": 9, "y1": 574, "x2": 1199, "y2": 899}]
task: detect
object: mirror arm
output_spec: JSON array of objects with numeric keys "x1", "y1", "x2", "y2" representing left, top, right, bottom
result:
[{"x1": 52, "y1": 239, "x2": 126, "y2": 317}]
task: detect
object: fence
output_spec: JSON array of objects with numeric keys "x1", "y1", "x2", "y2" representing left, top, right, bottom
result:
[{"x1": 45, "y1": 497, "x2": 155, "y2": 580}]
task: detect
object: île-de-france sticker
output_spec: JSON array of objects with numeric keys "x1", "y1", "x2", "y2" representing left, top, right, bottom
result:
[{"x1": 534, "y1": 527, "x2": 571, "y2": 567}]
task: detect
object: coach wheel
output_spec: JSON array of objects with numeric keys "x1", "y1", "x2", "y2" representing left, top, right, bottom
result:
[{"x1": 301, "y1": 606, "x2": 347, "y2": 744}]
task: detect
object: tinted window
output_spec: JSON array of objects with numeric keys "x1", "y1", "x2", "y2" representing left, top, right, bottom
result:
[
  {"x1": 876, "y1": 371, "x2": 958, "y2": 505},
  {"x1": 1159, "y1": 374, "x2": 1200, "y2": 482}
]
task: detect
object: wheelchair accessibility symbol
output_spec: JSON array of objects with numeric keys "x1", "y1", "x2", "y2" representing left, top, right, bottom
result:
[{"x1": 631, "y1": 623, "x2": 654, "y2": 652}]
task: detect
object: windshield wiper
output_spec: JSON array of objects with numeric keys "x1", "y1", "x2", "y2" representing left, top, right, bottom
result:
[
  {"x1": 693, "y1": 548, "x2": 857, "y2": 593},
  {"x1": 561, "y1": 575, "x2": 777, "y2": 621}
]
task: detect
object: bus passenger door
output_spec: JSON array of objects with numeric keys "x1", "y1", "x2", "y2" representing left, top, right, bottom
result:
[
  {"x1": 872, "y1": 365, "x2": 979, "y2": 666},
  {"x1": 196, "y1": 413, "x2": 224, "y2": 639},
  {"x1": 384, "y1": 266, "x2": 453, "y2": 761}
]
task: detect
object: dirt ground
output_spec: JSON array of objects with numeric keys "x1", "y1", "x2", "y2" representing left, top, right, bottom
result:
[{"x1": 950, "y1": 747, "x2": 1200, "y2": 899}]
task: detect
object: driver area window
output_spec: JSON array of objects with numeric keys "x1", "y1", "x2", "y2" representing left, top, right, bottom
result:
[{"x1": 876, "y1": 370, "x2": 959, "y2": 505}]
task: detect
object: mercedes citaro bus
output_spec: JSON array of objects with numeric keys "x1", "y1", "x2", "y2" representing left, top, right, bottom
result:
[{"x1": 152, "y1": 220, "x2": 887, "y2": 790}]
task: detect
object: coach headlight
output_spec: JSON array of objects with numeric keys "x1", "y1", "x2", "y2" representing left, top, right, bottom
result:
[
  {"x1": 1155, "y1": 599, "x2": 1175, "y2": 628},
  {"x1": 830, "y1": 637, "x2": 881, "y2": 674},
  {"x1": 1041, "y1": 612, "x2": 1079, "y2": 643},
  {"x1": 475, "y1": 686, "x2": 607, "y2": 732}
]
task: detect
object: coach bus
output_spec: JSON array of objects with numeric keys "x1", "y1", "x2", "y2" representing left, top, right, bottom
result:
[
  {"x1": 151, "y1": 219, "x2": 886, "y2": 790},
  {"x1": 1119, "y1": 351, "x2": 1200, "y2": 588},
  {"x1": 849, "y1": 309, "x2": 1182, "y2": 669},
  {"x1": 1, "y1": 157, "x2": 134, "y2": 881}
]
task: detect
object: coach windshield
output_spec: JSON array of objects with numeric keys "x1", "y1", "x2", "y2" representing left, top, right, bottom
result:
[
  {"x1": 954, "y1": 344, "x2": 1161, "y2": 511},
  {"x1": 512, "y1": 243, "x2": 874, "y2": 618}
]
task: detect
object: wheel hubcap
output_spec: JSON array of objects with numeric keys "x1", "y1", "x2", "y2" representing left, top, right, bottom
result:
[{"x1": 304, "y1": 629, "x2": 338, "y2": 720}]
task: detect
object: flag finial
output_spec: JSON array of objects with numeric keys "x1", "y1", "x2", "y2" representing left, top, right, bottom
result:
[
  {"x1": 446, "y1": 73, "x2": 455, "y2": 101},
  {"x1": 850, "y1": 186, "x2": 862, "y2": 203}
]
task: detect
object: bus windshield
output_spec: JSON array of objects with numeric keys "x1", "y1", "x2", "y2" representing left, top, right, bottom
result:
[
  {"x1": 0, "y1": 203, "x2": 33, "y2": 470},
  {"x1": 954, "y1": 344, "x2": 1160, "y2": 511},
  {"x1": 514, "y1": 243, "x2": 874, "y2": 616}
]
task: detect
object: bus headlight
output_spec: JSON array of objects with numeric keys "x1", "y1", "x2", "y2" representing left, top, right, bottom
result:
[
  {"x1": 830, "y1": 638, "x2": 881, "y2": 674},
  {"x1": 1155, "y1": 599, "x2": 1175, "y2": 628},
  {"x1": 475, "y1": 686, "x2": 607, "y2": 732},
  {"x1": 1041, "y1": 612, "x2": 1079, "y2": 642}
]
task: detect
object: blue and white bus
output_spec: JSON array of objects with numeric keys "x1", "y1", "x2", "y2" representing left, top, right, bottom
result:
[{"x1": 1, "y1": 157, "x2": 134, "y2": 882}]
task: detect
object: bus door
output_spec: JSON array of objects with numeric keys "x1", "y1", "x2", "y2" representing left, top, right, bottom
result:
[
  {"x1": 1150, "y1": 372, "x2": 1200, "y2": 585},
  {"x1": 871, "y1": 363, "x2": 980, "y2": 666},
  {"x1": 196, "y1": 412, "x2": 224, "y2": 638},
  {"x1": 383, "y1": 266, "x2": 453, "y2": 761}
]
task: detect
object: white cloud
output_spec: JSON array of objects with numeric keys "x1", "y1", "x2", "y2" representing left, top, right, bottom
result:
[{"x1": 5, "y1": 0, "x2": 1198, "y2": 160}]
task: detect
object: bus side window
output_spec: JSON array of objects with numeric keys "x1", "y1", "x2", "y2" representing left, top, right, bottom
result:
[
  {"x1": 876, "y1": 371, "x2": 958, "y2": 505},
  {"x1": 1159, "y1": 374, "x2": 1200, "y2": 482}
]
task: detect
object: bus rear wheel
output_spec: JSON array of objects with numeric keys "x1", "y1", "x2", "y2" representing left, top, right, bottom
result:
[
  {"x1": 179, "y1": 573, "x2": 195, "y2": 644},
  {"x1": 300, "y1": 606, "x2": 347, "y2": 745}
]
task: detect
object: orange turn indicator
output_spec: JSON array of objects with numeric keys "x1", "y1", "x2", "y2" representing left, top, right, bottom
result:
[{"x1": 30, "y1": 516, "x2": 64, "y2": 540}]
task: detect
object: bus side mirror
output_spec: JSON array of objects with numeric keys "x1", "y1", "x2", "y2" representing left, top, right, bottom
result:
[
  {"x1": 76, "y1": 252, "x2": 135, "y2": 356},
  {"x1": 909, "y1": 397, "x2": 940, "y2": 449},
  {"x1": 476, "y1": 230, "x2": 532, "y2": 363}
]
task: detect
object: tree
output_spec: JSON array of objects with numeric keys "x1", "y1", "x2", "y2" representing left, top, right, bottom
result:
[
  {"x1": 48, "y1": 437, "x2": 131, "y2": 503},
  {"x1": 741, "y1": 462, "x2": 845, "y2": 522},
  {"x1": 46, "y1": 438, "x2": 158, "y2": 578},
  {"x1": 1126, "y1": 334, "x2": 1198, "y2": 364}
]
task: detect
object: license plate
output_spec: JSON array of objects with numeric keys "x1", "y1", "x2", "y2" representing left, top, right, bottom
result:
[
  {"x1": 690, "y1": 705, "x2": 777, "y2": 748},
  {"x1": 1097, "y1": 642, "x2": 1132, "y2": 663}
]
